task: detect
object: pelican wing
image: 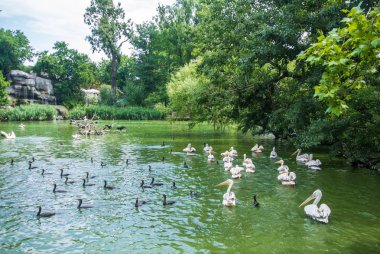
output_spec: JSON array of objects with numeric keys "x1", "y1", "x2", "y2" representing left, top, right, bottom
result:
[{"x1": 304, "y1": 204, "x2": 330, "y2": 223}]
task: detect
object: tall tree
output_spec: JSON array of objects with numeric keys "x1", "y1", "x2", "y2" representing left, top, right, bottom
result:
[
  {"x1": 84, "y1": 0, "x2": 133, "y2": 99},
  {"x1": 0, "y1": 29, "x2": 33, "y2": 75}
]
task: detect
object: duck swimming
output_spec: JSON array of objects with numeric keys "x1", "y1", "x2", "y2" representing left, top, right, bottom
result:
[
  {"x1": 163, "y1": 194, "x2": 176, "y2": 206},
  {"x1": 77, "y1": 199, "x2": 93, "y2": 209},
  {"x1": 37, "y1": 206, "x2": 55, "y2": 217}
]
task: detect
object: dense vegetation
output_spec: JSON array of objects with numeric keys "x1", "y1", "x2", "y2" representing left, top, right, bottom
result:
[
  {"x1": 0, "y1": 104, "x2": 56, "y2": 121},
  {"x1": 0, "y1": 0, "x2": 378, "y2": 168}
]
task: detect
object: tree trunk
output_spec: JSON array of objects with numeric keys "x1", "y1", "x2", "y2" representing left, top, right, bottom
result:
[{"x1": 111, "y1": 54, "x2": 117, "y2": 102}]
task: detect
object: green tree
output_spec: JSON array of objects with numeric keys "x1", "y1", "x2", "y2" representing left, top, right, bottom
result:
[
  {"x1": 0, "y1": 72, "x2": 10, "y2": 105},
  {"x1": 0, "y1": 29, "x2": 33, "y2": 75},
  {"x1": 33, "y1": 41, "x2": 96, "y2": 108},
  {"x1": 298, "y1": 6, "x2": 380, "y2": 115},
  {"x1": 84, "y1": 0, "x2": 133, "y2": 99}
]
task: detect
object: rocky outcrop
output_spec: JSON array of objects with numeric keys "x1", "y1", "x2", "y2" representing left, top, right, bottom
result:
[{"x1": 6, "y1": 70, "x2": 56, "y2": 104}]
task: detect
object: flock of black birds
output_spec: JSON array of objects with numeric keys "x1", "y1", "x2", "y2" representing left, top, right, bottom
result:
[{"x1": 19, "y1": 152, "x2": 202, "y2": 218}]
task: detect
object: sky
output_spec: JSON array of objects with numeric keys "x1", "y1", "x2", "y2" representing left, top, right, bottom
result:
[{"x1": 0, "y1": 0, "x2": 176, "y2": 63}]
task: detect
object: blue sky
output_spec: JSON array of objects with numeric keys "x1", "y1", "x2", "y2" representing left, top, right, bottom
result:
[{"x1": 0, "y1": 0, "x2": 176, "y2": 63}]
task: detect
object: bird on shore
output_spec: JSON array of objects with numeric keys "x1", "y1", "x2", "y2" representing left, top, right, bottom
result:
[
  {"x1": 36, "y1": 206, "x2": 55, "y2": 217},
  {"x1": 163, "y1": 194, "x2": 176, "y2": 206},
  {"x1": 53, "y1": 183, "x2": 67, "y2": 193},
  {"x1": 77, "y1": 199, "x2": 93, "y2": 209},
  {"x1": 299, "y1": 189, "x2": 331, "y2": 223}
]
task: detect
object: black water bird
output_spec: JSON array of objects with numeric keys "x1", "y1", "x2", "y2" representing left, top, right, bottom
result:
[
  {"x1": 126, "y1": 159, "x2": 129, "y2": 165},
  {"x1": 163, "y1": 194, "x2": 176, "y2": 206},
  {"x1": 41, "y1": 169, "x2": 52, "y2": 175},
  {"x1": 77, "y1": 199, "x2": 93, "y2": 209},
  {"x1": 37, "y1": 206, "x2": 55, "y2": 217},
  {"x1": 148, "y1": 165, "x2": 152, "y2": 172},
  {"x1": 32, "y1": 157, "x2": 35, "y2": 162},
  {"x1": 216, "y1": 160, "x2": 219, "y2": 165},
  {"x1": 82, "y1": 179, "x2": 95, "y2": 187},
  {"x1": 116, "y1": 126, "x2": 126, "y2": 131},
  {"x1": 104, "y1": 124, "x2": 112, "y2": 130},
  {"x1": 10, "y1": 159, "x2": 14, "y2": 166},
  {"x1": 29, "y1": 161, "x2": 38, "y2": 169},
  {"x1": 170, "y1": 149, "x2": 172, "y2": 154},
  {"x1": 162, "y1": 156, "x2": 165, "y2": 163},
  {"x1": 171, "y1": 181, "x2": 177, "y2": 189},
  {"x1": 161, "y1": 141, "x2": 165, "y2": 147},
  {"x1": 101, "y1": 161, "x2": 107, "y2": 167},
  {"x1": 150, "y1": 177, "x2": 163, "y2": 186},
  {"x1": 104, "y1": 180, "x2": 115, "y2": 190},
  {"x1": 65, "y1": 177, "x2": 75, "y2": 184},
  {"x1": 59, "y1": 169, "x2": 69, "y2": 177},
  {"x1": 190, "y1": 190, "x2": 200, "y2": 197},
  {"x1": 91, "y1": 157, "x2": 93, "y2": 163},
  {"x1": 86, "y1": 172, "x2": 96, "y2": 180},
  {"x1": 183, "y1": 162, "x2": 188, "y2": 169},
  {"x1": 252, "y1": 194, "x2": 260, "y2": 207},
  {"x1": 53, "y1": 183, "x2": 67, "y2": 193},
  {"x1": 135, "y1": 198, "x2": 147, "y2": 207},
  {"x1": 140, "y1": 180, "x2": 152, "y2": 189}
]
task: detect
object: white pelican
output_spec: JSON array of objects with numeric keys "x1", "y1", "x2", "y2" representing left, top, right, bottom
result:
[
  {"x1": 245, "y1": 161, "x2": 256, "y2": 173},
  {"x1": 18, "y1": 123, "x2": 25, "y2": 129},
  {"x1": 299, "y1": 189, "x2": 331, "y2": 223},
  {"x1": 223, "y1": 155, "x2": 234, "y2": 163},
  {"x1": 230, "y1": 165, "x2": 243, "y2": 179},
  {"x1": 270, "y1": 147, "x2": 277, "y2": 158},
  {"x1": 203, "y1": 143, "x2": 211, "y2": 152},
  {"x1": 292, "y1": 149, "x2": 310, "y2": 163},
  {"x1": 251, "y1": 144, "x2": 264, "y2": 153},
  {"x1": 72, "y1": 134, "x2": 81, "y2": 140},
  {"x1": 221, "y1": 150, "x2": 231, "y2": 157},
  {"x1": 1, "y1": 131, "x2": 16, "y2": 139},
  {"x1": 251, "y1": 144, "x2": 258, "y2": 152},
  {"x1": 275, "y1": 159, "x2": 289, "y2": 173},
  {"x1": 224, "y1": 161, "x2": 233, "y2": 171},
  {"x1": 183, "y1": 143, "x2": 196, "y2": 153},
  {"x1": 207, "y1": 151, "x2": 215, "y2": 162},
  {"x1": 217, "y1": 179, "x2": 236, "y2": 207},
  {"x1": 305, "y1": 154, "x2": 322, "y2": 170},
  {"x1": 229, "y1": 147, "x2": 238, "y2": 157},
  {"x1": 242, "y1": 154, "x2": 252, "y2": 167}
]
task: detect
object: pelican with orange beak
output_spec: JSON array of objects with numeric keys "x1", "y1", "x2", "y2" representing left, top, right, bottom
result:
[
  {"x1": 216, "y1": 179, "x2": 236, "y2": 207},
  {"x1": 299, "y1": 189, "x2": 331, "y2": 223}
]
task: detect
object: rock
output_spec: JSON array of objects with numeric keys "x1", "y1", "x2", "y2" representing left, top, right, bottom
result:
[
  {"x1": 53, "y1": 105, "x2": 68, "y2": 118},
  {"x1": 6, "y1": 70, "x2": 56, "y2": 105}
]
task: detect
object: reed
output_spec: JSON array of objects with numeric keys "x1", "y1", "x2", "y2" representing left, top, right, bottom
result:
[{"x1": 0, "y1": 104, "x2": 57, "y2": 121}]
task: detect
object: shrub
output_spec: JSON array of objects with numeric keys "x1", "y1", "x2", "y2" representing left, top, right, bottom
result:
[{"x1": 0, "y1": 104, "x2": 57, "y2": 121}]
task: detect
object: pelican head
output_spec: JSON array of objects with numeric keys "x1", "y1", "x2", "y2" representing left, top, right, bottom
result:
[
  {"x1": 291, "y1": 149, "x2": 300, "y2": 156},
  {"x1": 216, "y1": 179, "x2": 233, "y2": 187},
  {"x1": 299, "y1": 189, "x2": 322, "y2": 207},
  {"x1": 275, "y1": 160, "x2": 284, "y2": 165}
]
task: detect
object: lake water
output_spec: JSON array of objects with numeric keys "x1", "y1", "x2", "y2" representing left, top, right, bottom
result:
[{"x1": 1, "y1": 121, "x2": 380, "y2": 253}]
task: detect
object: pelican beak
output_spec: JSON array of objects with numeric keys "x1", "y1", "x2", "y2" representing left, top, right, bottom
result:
[
  {"x1": 291, "y1": 150, "x2": 298, "y2": 156},
  {"x1": 299, "y1": 194, "x2": 316, "y2": 207},
  {"x1": 216, "y1": 180, "x2": 231, "y2": 187},
  {"x1": 274, "y1": 160, "x2": 281, "y2": 164}
]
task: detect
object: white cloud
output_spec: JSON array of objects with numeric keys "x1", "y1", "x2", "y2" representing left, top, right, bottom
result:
[{"x1": 0, "y1": 0, "x2": 176, "y2": 62}]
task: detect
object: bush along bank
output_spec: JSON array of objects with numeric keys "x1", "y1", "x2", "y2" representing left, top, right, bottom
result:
[{"x1": 0, "y1": 104, "x2": 57, "y2": 121}]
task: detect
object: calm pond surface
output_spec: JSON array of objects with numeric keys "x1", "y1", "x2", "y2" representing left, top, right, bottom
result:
[{"x1": 0, "y1": 120, "x2": 380, "y2": 253}]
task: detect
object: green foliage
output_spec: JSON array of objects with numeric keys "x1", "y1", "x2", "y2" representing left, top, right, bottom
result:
[
  {"x1": 99, "y1": 84, "x2": 114, "y2": 105},
  {"x1": 68, "y1": 105, "x2": 164, "y2": 120},
  {"x1": 0, "y1": 72, "x2": 10, "y2": 105},
  {"x1": 0, "y1": 104, "x2": 56, "y2": 121},
  {"x1": 0, "y1": 29, "x2": 33, "y2": 75},
  {"x1": 166, "y1": 60, "x2": 210, "y2": 122},
  {"x1": 33, "y1": 41, "x2": 96, "y2": 108},
  {"x1": 84, "y1": 0, "x2": 133, "y2": 97},
  {"x1": 298, "y1": 6, "x2": 380, "y2": 115}
]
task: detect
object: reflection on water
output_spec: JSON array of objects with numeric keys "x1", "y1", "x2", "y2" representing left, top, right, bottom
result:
[{"x1": 0, "y1": 121, "x2": 380, "y2": 253}]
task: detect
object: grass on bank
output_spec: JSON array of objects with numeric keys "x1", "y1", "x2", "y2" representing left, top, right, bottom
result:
[
  {"x1": 68, "y1": 105, "x2": 164, "y2": 120},
  {"x1": 0, "y1": 104, "x2": 57, "y2": 121}
]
